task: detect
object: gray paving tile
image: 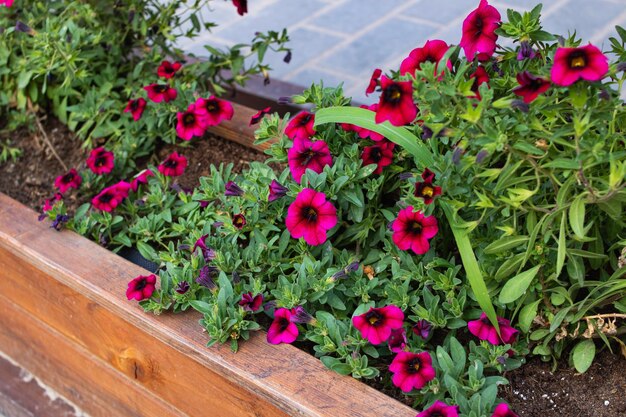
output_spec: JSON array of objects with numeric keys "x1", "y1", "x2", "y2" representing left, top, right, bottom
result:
[
  {"x1": 541, "y1": 0, "x2": 624, "y2": 42},
  {"x1": 309, "y1": 0, "x2": 407, "y2": 34},
  {"x1": 405, "y1": 0, "x2": 475, "y2": 25},
  {"x1": 285, "y1": 68, "x2": 350, "y2": 92}
]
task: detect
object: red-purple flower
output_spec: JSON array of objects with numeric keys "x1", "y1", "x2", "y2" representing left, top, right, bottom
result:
[
  {"x1": 352, "y1": 305, "x2": 404, "y2": 345},
  {"x1": 414, "y1": 168, "x2": 442, "y2": 204},
  {"x1": 513, "y1": 71, "x2": 551, "y2": 103},
  {"x1": 491, "y1": 403, "x2": 518, "y2": 417},
  {"x1": 91, "y1": 181, "x2": 131, "y2": 212},
  {"x1": 400, "y1": 40, "x2": 451, "y2": 78},
  {"x1": 460, "y1": 0, "x2": 501, "y2": 61},
  {"x1": 375, "y1": 76, "x2": 417, "y2": 126},
  {"x1": 176, "y1": 102, "x2": 208, "y2": 140},
  {"x1": 389, "y1": 351, "x2": 436, "y2": 393},
  {"x1": 239, "y1": 292, "x2": 263, "y2": 312},
  {"x1": 54, "y1": 168, "x2": 82, "y2": 193},
  {"x1": 412, "y1": 320, "x2": 432, "y2": 340},
  {"x1": 130, "y1": 169, "x2": 154, "y2": 192},
  {"x1": 353, "y1": 104, "x2": 385, "y2": 142},
  {"x1": 126, "y1": 274, "x2": 157, "y2": 301},
  {"x1": 365, "y1": 68, "x2": 382, "y2": 96},
  {"x1": 361, "y1": 141, "x2": 394, "y2": 175},
  {"x1": 388, "y1": 328, "x2": 407, "y2": 353},
  {"x1": 124, "y1": 98, "x2": 147, "y2": 121},
  {"x1": 175, "y1": 281, "x2": 190, "y2": 295},
  {"x1": 285, "y1": 111, "x2": 316, "y2": 141},
  {"x1": 392, "y1": 206, "x2": 438, "y2": 255},
  {"x1": 1, "y1": 0, "x2": 14, "y2": 7},
  {"x1": 250, "y1": 106, "x2": 271, "y2": 126},
  {"x1": 42, "y1": 193, "x2": 63, "y2": 213},
  {"x1": 144, "y1": 84, "x2": 177, "y2": 103},
  {"x1": 417, "y1": 401, "x2": 459, "y2": 417},
  {"x1": 268, "y1": 179, "x2": 288, "y2": 202},
  {"x1": 285, "y1": 188, "x2": 337, "y2": 246},
  {"x1": 86, "y1": 147, "x2": 115, "y2": 175},
  {"x1": 157, "y1": 60, "x2": 182, "y2": 79},
  {"x1": 551, "y1": 44, "x2": 609, "y2": 86},
  {"x1": 158, "y1": 152, "x2": 187, "y2": 177},
  {"x1": 469, "y1": 66, "x2": 490, "y2": 100},
  {"x1": 192, "y1": 234, "x2": 216, "y2": 261},
  {"x1": 287, "y1": 137, "x2": 333, "y2": 184},
  {"x1": 467, "y1": 312, "x2": 519, "y2": 345},
  {"x1": 232, "y1": 213, "x2": 246, "y2": 229},
  {"x1": 232, "y1": 0, "x2": 247, "y2": 15},
  {"x1": 517, "y1": 41, "x2": 537, "y2": 61},
  {"x1": 195, "y1": 96, "x2": 234, "y2": 126},
  {"x1": 267, "y1": 308, "x2": 299, "y2": 344},
  {"x1": 225, "y1": 181, "x2": 244, "y2": 197}
]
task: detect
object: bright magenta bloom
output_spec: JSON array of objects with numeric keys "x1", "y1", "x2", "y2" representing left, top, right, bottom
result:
[
  {"x1": 130, "y1": 169, "x2": 154, "y2": 192},
  {"x1": 388, "y1": 328, "x2": 407, "y2": 353},
  {"x1": 400, "y1": 40, "x2": 451, "y2": 78},
  {"x1": 513, "y1": 71, "x2": 551, "y2": 103},
  {"x1": 389, "y1": 351, "x2": 436, "y2": 393},
  {"x1": 392, "y1": 207, "x2": 438, "y2": 255},
  {"x1": 195, "y1": 96, "x2": 234, "y2": 126},
  {"x1": 239, "y1": 292, "x2": 263, "y2": 312},
  {"x1": 158, "y1": 152, "x2": 187, "y2": 177},
  {"x1": 54, "y1": 168, "x2": 82, "y2": 193},
  {"x1": 352, "y1": 305, "x2": 404, "y2": 345},
  {"x1": 232, "y1": 0, "x2": 247, "y2": 15},
  {"x1": 176, "y1": 102, "x2": 208, "y2": 141},
  {"x1": 417, "y1": 401, "x2": 459, "y2": 417},
  {"x1": 375, "y1": 76, "x2": 417, "y2": 126},
  {"x1": 157, "y1": 60, "x2": 182, "y2": 79},
  {"x1": 267, "y1": 308, "x2": 298, "y2": 344},
  {"x1": 91, "y1": 181, "x2": 131, "y2": 212},
  {"x1": 126, "y1": 274, "x2": 157, "y2": 301},
  {"x1": 124, "y1": 98, "x2": 147, "y2": 121},
  {"x1": 250, "y1": 106, "x2": 271, "y2": 126},
  {"x1": 361, "y1": 141, "x2": 394, "y2": 175},
  {"x1": 1, "y1": 0, "x2": 14, "y2": 7},
  {"x1": 551, "y1": 44, "x2": 609, "y2": 86},
  {"x1": 491, "y1": 403, "x2": 518, "y2": 417},
  {"x1": 86, "y1": 147, "x2": 114, "y2": 175},
  {"x1": 365, "y1": 68, "x2": 382, "y2": 96},
  {"x1": 414, "y1": 168, "x2": 442, "y2": 205},
  {"x1": 268, "y1": 179, "x2": 288, "y2": 202},
  {"x1": 144, "y1": 84, "x2": 177, "y2": 103},
  {"x1": 285, "y1": 111, "x2": 316, "y2": 140},
  {"x1": 287, "y1": 137, "x2": 332, "y2": 184},
  {"x1": 468, "y1": 312, "x2": 519, "y2": 345},
  {"x1": 460, "y1": 0, "x2": 501, "y2": 61},
  {"x1": 286, "y1": 188, "x2": 337, "y2": 246},
  {"x1": 41, "y1": 193, "x2": 63, "y2": 214}
]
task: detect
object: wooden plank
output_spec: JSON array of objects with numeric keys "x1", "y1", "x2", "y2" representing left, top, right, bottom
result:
[
  {"x1": 207, "y1": 101, "x2": 277, "y2": 152},
  {"x1": 0, "y1": 192, "x2": 416, "y2": 417}
]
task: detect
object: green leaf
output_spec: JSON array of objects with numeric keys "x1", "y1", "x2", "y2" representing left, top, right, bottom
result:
[
  {"x1": 136, "y1": 241, "x2": 158, "y2": 261},
  {"x1": 556, "y1": 213, "x2": 566, "y2": 277},
  {"x1": 571, "y1": 339, "x2": 595, "y2": 373},
  {"x1": 484, "y1": 235, "x2": 528, "y2": 254},
  {"x1": 518, "y1": 299, "x2": 541, "y2": 333},
  {"x1": 569, "y1": 195, "x2": 586, "y2": 239},
  {"x1": 189, "y1": 300, "x2": 211, "y2": 314},
  {"x1": 499, "y1": 265, "x2": 542, "y2": 304}
]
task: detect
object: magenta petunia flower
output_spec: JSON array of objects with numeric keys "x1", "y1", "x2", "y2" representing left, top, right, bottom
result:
[
  {"x1": 239, "y1": 292, "x2": 264, "y2": 312},
  {"x1": 468, "y1": 312, "x2": 519, "y2": 345},
  {"x1": 86, "y1": 147, "x2": 115, "y2": 175},
  {"x1": 176, "y1": 102, "x2": 208, "y2": 141},
  {"x1": 285, "y1": 111, "x2": 316, "y2": 141},
  {"x1": 460, "y1": 0, "x2": 501, "y2": 61},
  {"x1": 225, "y1": 181, "x2": 244, "y2": 197},
  {"x1": 126, "y1": 274, "x2": 157, "y2": 301},
  {"x1": 417, "y1": 400, "x2": 459, "y2": 417},
  {"x1": 232, "y1": 213, "x2": 247, "y2": 229},
  {"x1": 365, "y1": 68, "x2": 382, "y2": 96},
  {"x1": 232, "y1": 0, "x2": 247, "y2": 15},
  {"x1": 157, "y1": 60, "x2": 182, "y2": 79},
  {"x1": 412, "y1": 320, "x2": 432, "y2": 340},
  {"x1": 491, "y1": 403, "x2": 519, "y2": 417},
  {"x1": 414, "y1": 168, "x2": 442, "y2": 205},
  {"x1": 469, "y1": 66, "x2": 490, "y2": 100},
  {"x1": 158, "y1": 152, "x2": 187, "y2": 177},
  {"x1": 375, "y1": 76, "x2": 417, "y2": 126},
  {"x1": 513, "y1": 71, "x2": 551, "y2": 103},
  {"x1": 388, "y1": 328, "x2": 407, "y2": 353},
  {"x1": 54, "y1": 168, "x2": 82, "y2": 193},
  {"x1": 392, "y1": 206, "x2": 438, "y2": 255},
  {"x1": 130, "y1": 169, "x2": 154, "y2": 192},
  {"x1": 287, "y1": 137, "x2": 333, "y2": 184},
  {"x1": 41, "y1": 193, "x2": 63, "y2": 214},
  {"x1": 361, "y1": 140, "x2": 394, "y2": 175},
  {"x1": 285, "y1": 188, "x2": 337, "y2": 246},
  {"x1": 389, "y1": 351, "x2": 436, "y2": 393},
  {"x1": 124, "y1": 98, "x2": 147, "y2": 121},
  {"x1": 400, "y1": 40, "x2": 451, "y2": 78},
  {"x1": 144, "y1": 84, "x2": 177, "y2": 103},
  {"x1": 192, "y1": 234, "x2": 216, "y2": 260},
  {"x1": 268, "y1": 179, "x2": 288, "y2": 202},
  {"x1": 195, "y1": 96, "x2": 234, "y2": 126},
  {"x1": 352, "y1": 305, "x2": 404, "y2": 345},
  {"x1": 267, "y1": 308, "x2": 299, "y2": 344},
  {"x1": 249, "y1": 106, "x2": 271, "y2": 126},
  {"x1": 175, "y1": 281, "x2": 190, "y2": 295},
  {"x1": 1, "y1": 0, "x2": 14, "y2": 7},
  {"x1": 551, "y1": 44, "x2": 609, "y2": 86},
  {"x1": 91, "y1": 181, "x2": 131, "y2": 212}
]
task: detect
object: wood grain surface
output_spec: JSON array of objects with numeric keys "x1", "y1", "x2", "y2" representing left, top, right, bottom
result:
[
  {"x1": 0, "y1": 192, "x2": 416, "y2": 417},
  {"x1": 207, "y1": 101, "x2": 277, "y2": 152}
]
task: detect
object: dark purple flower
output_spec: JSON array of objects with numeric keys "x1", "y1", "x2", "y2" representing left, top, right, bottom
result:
[
  {"x1": 476, "y1": 150, "x2": 489, "y2": 164},
  {"x1": 283, "y1": 51, "x2": 292, "y2": 63},
  {"x1": 15, "y1": 21, "x2": 34, "y2": 35},
  {"x1": 412, "y1": 320, "x2": 432, "y2": 339},
  {"x1": 291, "y1": 306, "x2": 315, "y2": 324},
  {"x1": 175, "y1": 281, "x2": 190, "y2": 294},
  {"x1": 346, "y1": 261, "x2": 360, "y2": 272},
  {"x1": 239, "y1": 292, "x2": 264, "y2": 312},
  {"x1": 388, "y1": 328, "x2": 407, "y2": 353},
  {"x1": 196, "y1": 265, "x2": 218, "y2": 290},
  {"x1": 517, "y1": 41, "x2": 537, "y2": 61},
  {"x1": 50, "y1": 214, "x2": 70, "y2": 231},
  {"x1": 225, "y1": 181, "x2": 244, "y2": 197},
  {"x1": 511, "y1": 99, "x2": 529, "y2": 113},
  {"x1": 268, "y1": 179, "x2": 288, "y2": 202}
]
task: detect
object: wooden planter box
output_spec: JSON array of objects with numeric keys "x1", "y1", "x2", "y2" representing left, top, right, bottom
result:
[{"x1": 0, "y1": 192, "x2": 415, "y2": 416}]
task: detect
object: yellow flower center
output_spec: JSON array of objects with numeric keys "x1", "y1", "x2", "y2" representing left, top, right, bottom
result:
[{"x1": 571, "y1": 56, "x2": 585, "y2": 68}]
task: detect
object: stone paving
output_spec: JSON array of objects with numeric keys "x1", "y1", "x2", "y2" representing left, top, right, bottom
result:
[{"x1": 178, "y1": 0, "x2": 626, "y2": 103}]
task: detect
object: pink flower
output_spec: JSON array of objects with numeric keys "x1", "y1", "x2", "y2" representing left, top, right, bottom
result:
[
  {"x1": 389, "y1": 351, "x2": 436, "y2": 393},
  {"x1": 158, "y1": 152, "x2": 187, "y2": 177},
  {"x1": 287, "y1": 137, "x2": 333, "y2": 184},
  {"x1": 91, "y1": 181, "x2": 131, "y2": 212},
  {"x1": 239, "y1": 292, "x2": 264, "y2": 312},
  {"x1": 232, "y1": 0, "x2": 247, "y2": 15},
  {"x1": 54, "y1": 168, "x2": 82, "y2": 193},
  {"x1": 86, "y1": 147, "x2": 114, "y2": 175},
  {"x1": 469, "y1": 66, "x2": 490, "y2": 100},
  {"x1": 157, "y1": 60, "x2": 182, "y2": 79},
  {"x1": 267, "y1": 308, "x2": 299, "y2": 344},
  {"x1": 1, "y1": 0, "x2": 14, "y2": 7},
  {"x1": 124, "y1": 98, "x2": 147, "y2": 121},
  {"x1": 130, "y1": 169, "x2": 154, "y2": 192},
  {"x1": 250, "y1": 106, "x2": 271, "y2": 126},
  {"x1": 285, "y1": 111, "x2": 316, "y2": 141},
  {"x1": 268, "y1": 179, "x2": 288, "y2": 202},
  {"x1": 375, "y1": 76, "x2": 417, "y2": 126},
  {"x1": 460, "y1": 0, "x2": 501, "y2": 61},
  {"x1": 513, "y1": 71, "x2": 551, "y2": 103},
  {"x1": 414, "y1": 168, "x2": 442, "y2": 205},
  {"x1": 176, "y1": 102, "x2": 208, "y2": 140},
  {"x1": 143, "y1": 84, "x2": 177, "y2": 103},
  {"x1": 195, "y1": 96, "x2": 234, "y2": 126},
  {"x1": 417, "y1": 401, "x2": 459, "y2": 417},
  {"x1": 388, "y1": 328, "x2": 407, "y2": 353},
  {"x1": 467, "y1": 312, "x2": 519, "y2": 345},
  {"x1": 491, "y1": 403, "x2": 518, "y2": 417},
  {"x1": 286, "y1": 188, "x2": 337, "y2": 246},
  {"x1": 365, "y1": 68, "x2": 382, "y2": 96},
  {"x1": 361, "y1": 140, "x2": 394, "y2": 175},
  {"x1": 352, "y1": 305, "x2": 404, "y2": 345},
  {"x1": 126, "y1": 274, "x2": 157, "y2": 301},
  {"x1": 551, "y1": 44, "x2": 609, "y2": 86},
  {"x1": 41, "y1": 193, "x2": 63, "y2": 213},
  {"x1": 400, "y1": 40, "x2": 451, "y2": 78},
  {"x1": 392, "y1": 206, "x2": 438, "y2": 255},
  {"x1": 355, "y1": 104, "x2": 385, "y2": 141}
]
